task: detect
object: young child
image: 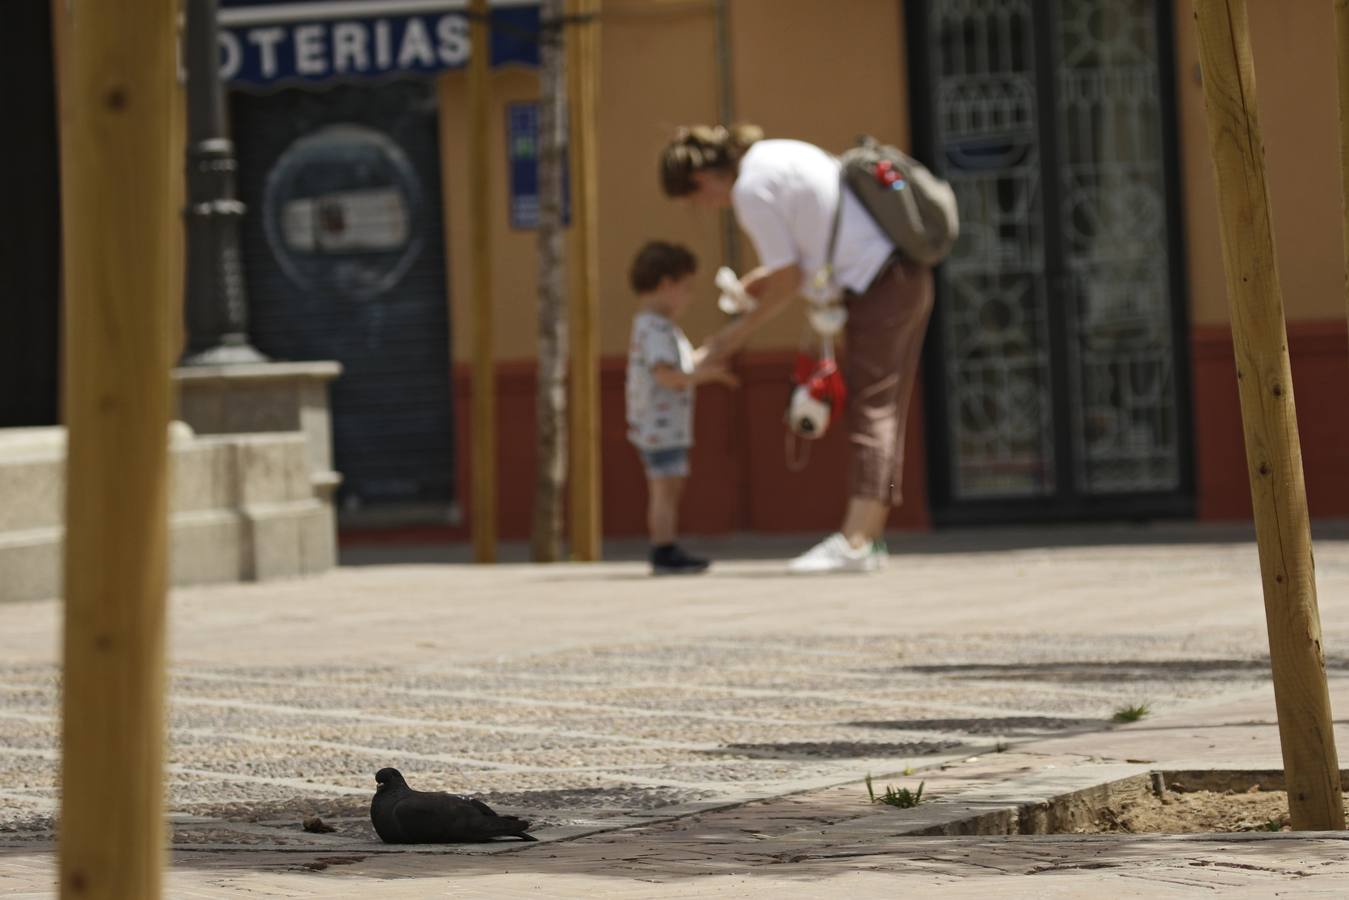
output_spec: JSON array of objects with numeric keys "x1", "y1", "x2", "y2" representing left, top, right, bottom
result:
[{"x1": 625, "y1": 241, "x2": 736, "y2": 575}]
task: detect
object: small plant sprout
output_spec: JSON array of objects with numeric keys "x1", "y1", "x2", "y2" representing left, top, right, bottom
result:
[
  {"x1": 902, "y1": 766, "x2": 915, "y2": 776},
  {"x1": 865, "y1": 773, "x2": 925, "y2": 809},
  {"x1": 1112, "y1": 702, "x2": 1151, "y2": 723},
  {"x1": 994, "y1": 740, "x2": 1009, "y2": 753}
]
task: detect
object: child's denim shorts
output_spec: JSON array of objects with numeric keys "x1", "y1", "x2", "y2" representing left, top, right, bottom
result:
[{"x1": 640, "y1": 446, "x2": 690, "y2": 479}]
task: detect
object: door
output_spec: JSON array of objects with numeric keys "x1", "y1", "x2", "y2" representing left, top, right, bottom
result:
[
  {"x1": 909, "y1": 0, "x2": 1194, "y2": 523},
  {"x1": 232, "y1": 80, "x2": 456, "y2": 513},
  {"x1": 1, "y1": 1, "x2": 61, "y2": 427}
]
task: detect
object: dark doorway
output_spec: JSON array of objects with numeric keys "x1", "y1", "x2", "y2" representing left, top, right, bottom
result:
[
  {"x1": 1, "y1": 1, "x2": 62, "y2": 427},
  {"x1": 908, "y1": 0, "x2": 1194, "y2": 523}
]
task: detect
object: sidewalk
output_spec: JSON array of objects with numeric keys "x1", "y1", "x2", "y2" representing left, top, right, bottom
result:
[{"x1": 4, "y1": 527, "x2": 1349, "y2": 896}]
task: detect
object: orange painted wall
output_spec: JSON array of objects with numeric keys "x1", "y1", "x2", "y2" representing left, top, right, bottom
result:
[
  {"x1": 1172, "y1": 2, "x2": 1349, "y2": 521},
  {"x1": 1173, "y1": 1, "x2": 1344, "y2": 327},
  {"x1": 438, "y1": 0, "x2": 914, "y2": 365},
  {"x1": 438, "y1": 9, "x2": 725, "y2": 367},
  {"x1": 729, "y1": 0, "x2": 910, "y2": 351},
  {"x1": 408, "y1": 1, "x2": 1349, "y2": 541},
  {"x1": 420, "y1": 1, "x2": 927, "y2": 541}
]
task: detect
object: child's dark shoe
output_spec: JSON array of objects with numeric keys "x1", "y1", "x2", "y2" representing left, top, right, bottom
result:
[{"x1": 651, "y1": 544, "x2": 710, "y2": 576}]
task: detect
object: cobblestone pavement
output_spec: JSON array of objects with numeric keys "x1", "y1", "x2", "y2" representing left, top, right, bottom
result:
[
  {"x1": 5, "y1": 631, "x2": 1298, "y2": 848},
  {"x1": 4, "y1": 529, "x2": 1349, "y2": 895}
]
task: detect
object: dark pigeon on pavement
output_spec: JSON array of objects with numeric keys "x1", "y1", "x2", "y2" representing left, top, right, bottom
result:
[{"x1": 370, "y1": 768, "x2": 537, "y2": 843}]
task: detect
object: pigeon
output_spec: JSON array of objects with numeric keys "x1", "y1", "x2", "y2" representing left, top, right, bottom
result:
[{"x1": 370, "y1": 768, "x2": 536, "y2": 843}]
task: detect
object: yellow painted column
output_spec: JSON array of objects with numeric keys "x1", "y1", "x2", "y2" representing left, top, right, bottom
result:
[
  {"x1": 567, "y1": 0, "x2": 603, "y2": 560},
  {"x1": 468, "y1": 0, "x2": 498, "y2": 563}
]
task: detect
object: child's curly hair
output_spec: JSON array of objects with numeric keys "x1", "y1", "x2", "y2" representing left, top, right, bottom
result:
[{"x1": 630, "y1": 241, "x2": 697, "y2": 293}]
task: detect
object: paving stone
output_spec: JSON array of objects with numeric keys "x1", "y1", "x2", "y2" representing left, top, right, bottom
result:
[{"x1": 5, "y1": 531, "x2": 1349, "y2": 894}]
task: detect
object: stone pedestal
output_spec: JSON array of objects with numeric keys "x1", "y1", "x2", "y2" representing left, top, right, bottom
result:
[
  {"x1": 174, "y1": 360, "x2": 342, "y2": 570},
  {"x1": 0, "y1": 363, "x2": 346, "y2": 603},
  {"x1": 173, "y1": 361, "x2": 342, "y2": 479},
  {"x1": 0, "y1": 422, "x2": 337, "y2": 603}
]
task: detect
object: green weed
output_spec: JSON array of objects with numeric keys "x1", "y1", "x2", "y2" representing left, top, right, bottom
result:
[
  {"x1": 1112, "y1": 702, "x2": 1151, "y2": 724},
  {"x1": 865, "y1": 773, "x2": 925, "y2": 809}
]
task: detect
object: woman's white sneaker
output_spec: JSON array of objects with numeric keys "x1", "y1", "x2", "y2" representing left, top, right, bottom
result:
[{"x1": 787, "y1": 533, "x2": 881, "y2": 574}]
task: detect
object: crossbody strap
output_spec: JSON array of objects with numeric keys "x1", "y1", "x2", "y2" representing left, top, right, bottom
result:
[
  {"x1": 826, "y1": 165, "x2": 844, "y2": 275},
  {"x1": 813, "y1": 164, "x2": 845, "y2": 299}
]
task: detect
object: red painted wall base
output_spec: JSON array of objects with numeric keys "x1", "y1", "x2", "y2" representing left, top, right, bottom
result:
[
  {"x1": 1191, "y1": 321, "x2": 1349, "y2": 520},
  {"x1": 436, "y1": 349, "x2": 930, "y2": 543},
  {"x1": 339, "y1": 321, "x2": 1349, "y2": 545}
]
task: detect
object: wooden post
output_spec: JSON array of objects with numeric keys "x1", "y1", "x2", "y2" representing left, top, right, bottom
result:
[
  {"x1": 469, "y1": 0, "x2": 497, "y2": 563},
  {"x1": 1194, "y1": 0, "x2": 1345, "y2": 831},
  {"x1": 566, "y1": 0, "x2": 603, "y2": 561},
  {"x1": 55, "y1": 0, "x2": 178, "y2": 894}
]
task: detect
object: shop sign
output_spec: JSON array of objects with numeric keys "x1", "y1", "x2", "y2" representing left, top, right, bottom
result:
[
  {"x1": 219, "y1": 0, "x2": 540, "y2": 88},
  {"x1": 507, "y1": 102, "x2": 569, "y2": 230}
]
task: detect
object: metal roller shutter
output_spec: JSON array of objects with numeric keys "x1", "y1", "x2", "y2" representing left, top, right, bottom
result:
[{"x1": 231, "y1": 79, "x2": 456, "y2": 511}]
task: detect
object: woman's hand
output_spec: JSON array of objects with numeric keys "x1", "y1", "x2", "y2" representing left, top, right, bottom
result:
[{"x1": 705, "y1": 264, "x2": 801, "y2": 362}]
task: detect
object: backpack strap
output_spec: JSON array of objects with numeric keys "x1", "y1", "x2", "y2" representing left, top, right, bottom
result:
[
  {"x1": 826, "y1": 165, "x2": 844, "y2": 274},
  {"x1": 813, "y1": 164, "x2": 845, "y2": 298}
]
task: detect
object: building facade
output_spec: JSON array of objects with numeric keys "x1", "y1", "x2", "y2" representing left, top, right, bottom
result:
[{"x1": 9, "y1": 0, "x2": 1349, "y2": 540}]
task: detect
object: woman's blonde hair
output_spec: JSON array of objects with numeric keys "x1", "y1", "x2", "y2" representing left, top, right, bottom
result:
[{"x1": 659, "y1": 124, "x2": 764, "y2": 197}]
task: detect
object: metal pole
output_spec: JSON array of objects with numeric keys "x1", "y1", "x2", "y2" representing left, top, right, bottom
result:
[
  {"x1": 566, "y1": 0, "x2": 603, "y2": 561},
  {"x1": 714, "y1": 0, "x2": 739, "y2": 272},
  {"x1": 1194, "y1": 0, "x2": 1345, "y2": 831},
  {"x1": 181, "y1": 0, "x2": 265, "y2": 365},
  {"x1": 469, "y1": 0, "x2": 498, "y2": 563},
  {"x1": 532, "y1": 0, "x2": 570, "y2": 562},
  {"x1": 55, "y1": 0, "x2": 177, "y2": 892}
]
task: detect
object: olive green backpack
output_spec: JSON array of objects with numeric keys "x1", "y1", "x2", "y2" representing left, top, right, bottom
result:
[{"x1": 828, "y1": 135, "x2": 960, "y2": 269}]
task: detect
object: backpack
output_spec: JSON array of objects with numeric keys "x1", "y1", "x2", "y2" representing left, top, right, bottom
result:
[{"x1": 828, "y1": 135, "x2": 959, "y2": 269}]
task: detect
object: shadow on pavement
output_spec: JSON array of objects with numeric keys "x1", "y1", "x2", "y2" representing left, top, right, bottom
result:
[
  {"x1": 891, "y1": 657, "x2": 1349, "y2": 682},
  {"x1": 6, "y1": 829, "x2": 1349, "y2": 891},
  {"x1": 338, "y1": 519, "x2": 1349, "y2": 567}
]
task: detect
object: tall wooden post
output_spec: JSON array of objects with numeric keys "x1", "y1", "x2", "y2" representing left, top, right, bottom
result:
[
  {"x1": 1194, "y1": 0, "x2": 1345, "y2": 831},
  {"x1": 566, "y1": 0, "x2": 603, "y2": 561},
  {"x1": 469, "y1": 0, "x2": 497, "y2": 563},
  {"x1": 55, "y1": 0, "x2": 178, "y2": 894}
]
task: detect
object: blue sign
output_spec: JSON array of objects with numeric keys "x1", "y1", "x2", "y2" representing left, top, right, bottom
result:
[
  {"x1": 508, "y1": 102, "x2": 570, "y2": 229},
  {"x1": 219, "y1": 0, "x2": 540, "y2": 88}
]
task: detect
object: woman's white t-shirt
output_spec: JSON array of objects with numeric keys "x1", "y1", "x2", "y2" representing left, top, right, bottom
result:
[{"x1": 731, "y1": 139, "x2": 895, "y2": 302}]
